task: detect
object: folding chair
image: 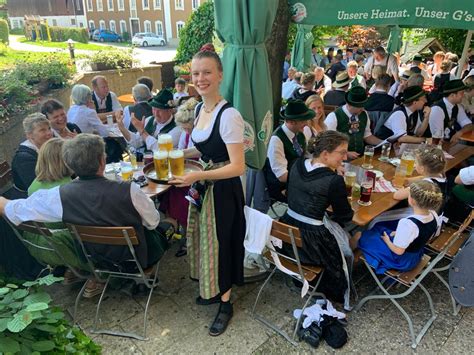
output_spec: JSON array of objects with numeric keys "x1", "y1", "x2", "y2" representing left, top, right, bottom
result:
[
  {"x1": 66, "y1": 224, "x2": 162, "y2": 341},
  {"x1": 0, "y1": 160, "x2": 13, "y2": 195},
  {"x1": 426, "y1": 210, "x2": 474, "y2": 315},
  {"x1": 354, "y1": 224, "x2": 467, "y2": 349},
  {"x1": 252, "y1": 220, "x2": 325, "y2": 346}
]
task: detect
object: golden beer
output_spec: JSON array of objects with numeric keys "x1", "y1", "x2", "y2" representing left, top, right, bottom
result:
[
  {"x1": 121, "y1": 166, "x2": 133, "y2": 181},
  {"x1": 158, "y1": 134, "x2": 173, "y2": 152},
  {"x1": 344, "y1": 171, "x2": 356, "y2": 194},
  {"x1": 392, "y1": 165, "x2": 407, "y2": 188},
  {"x1": 153, "y1": 150, "x2": 169, "y2": 179},
  {"x1": 400, "y1": 151, "x2": 415, "y2": 176},
  {"x1": 169, "y1": 150, "x2": 185, "y2": 176}
]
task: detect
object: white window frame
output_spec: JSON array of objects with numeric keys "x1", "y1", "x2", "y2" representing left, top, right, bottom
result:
[
  {"x1": 153, "y1": 0, "x2": 161, "y2": 10},
  {"x1": 52, "y1": 19, "x2": 57, "y2": 26},
  {"x1": 176, "y1": 21, "x2": 185, "y2": 37},
  {"x1": 109, "y1": 20, "x2": 116, "y2": 33},
  {"x1": 99, "y1": 20, "x2": 106, "y2": 30},
  {"x1": 130, "y1": 0, "x2": 136, "y2": 10},
  {"x1": 144, "y1": 20, "x2": 152, "y2": 33},
  {"x1": 175, "y1": 0, "x2": 184, "y2": 11},
  {"x1": 107, "y1": 0, "x2": 114, "y2": 11},
  {"x1": 97, "y1": 0, "x2": 104, "y2": 12},
  {"x1": 192, "y1": 0, "x2": 199, "y2": 10},
  {"x1": 86, "y1": 0, "x2": 93, "y2": 11},
  {"x1": 142, "y1": 0, "x2": 150, "y2": 10},
  {"x1": 118, "y1": 0, "x2": 124, "y2": 11},
  {"x1": 11, "y1": 19, "x2": 19, "y2": 29},
  {"x1": 155, "y1": 20, "x2": 163, "y2": 36},
  {"x1": 71, "y1": 18, "x2": 76, "y2": 26},
  {"x1": 75, "y1": 0, "x2": 81, "y2": 11},
  {"x1": 120, "y1": 20, "x2": 127, "y2": 34},
  {"x1": 89, "y1": 20, "x2": 95, "y2": 29}
]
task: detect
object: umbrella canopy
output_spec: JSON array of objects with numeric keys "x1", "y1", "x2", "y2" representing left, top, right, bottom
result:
[
  {"x1": 386, "y1": 26, "x2": 402, "y2": 54},
  {"x1": 291, "y1": 24, "x2": 314, "y2": 72},
  {"x1": 214, "y1": 0, "x2": 278, "y2": 169}
]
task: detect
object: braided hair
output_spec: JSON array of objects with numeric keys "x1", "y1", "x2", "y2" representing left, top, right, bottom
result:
[
  {"x1": 307, "y1": 130, "x2": 348, "y2": 157},
  {"x1": 409, "y1": 180, "x2": 443, "y2": 211},
  {"x1": 415, "y1": 145, "x2": 446, "y2": 176}
]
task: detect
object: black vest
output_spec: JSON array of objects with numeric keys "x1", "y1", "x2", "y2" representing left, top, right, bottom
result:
[
  {"x1": 128, "y1": 101, "x2": 153, "y2": 133},
  {"x1": 92, "y1": 92, "x2": 113, "y2": 114},
  {"x1": 434, "y1": 99, "x2": 461, "y2": 140},
  {"x1": 405, "y1": 215, "x2": 438, "y2": 253},
  {"x1": 376, "y1": 105, "x2": 421, "y2": 140},
  {"x1": 59, "y1": 176, "x2": 148, "y2": 268}
]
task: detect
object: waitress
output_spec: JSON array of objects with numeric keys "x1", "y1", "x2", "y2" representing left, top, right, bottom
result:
[{"x1": 170, "y1": 49, "x2": 245, "y2": 336}]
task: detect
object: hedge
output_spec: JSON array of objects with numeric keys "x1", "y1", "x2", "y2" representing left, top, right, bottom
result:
[
  {"x1": 40, "y1": 25, "x2": 89, "y2": 43},
  {"x1": 0, "y1": 18, "x2": 8, "y2": 44}
]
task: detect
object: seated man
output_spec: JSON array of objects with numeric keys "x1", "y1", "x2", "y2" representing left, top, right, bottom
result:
[
  {"x1": 324, "y1": 71, "x2": 350, "y2": 107},
  {"x1": 117, "y1": 88, "x2": 182, "y2": 151},
  {"x1": 325, "y1": 86, "x2": 382, "y2": 159},
  {"x1": 263, "y1": 100, "x2": 313, "y2": 202},
  {"x1": 313, "y1": 67, "x2": 332, "y2": 97},
  {"x1": 122, "y1": 84, "x2": 153, "y2": 133},
  {"x1": 429, "y1": 79, "x2": 474, "y2": 144},
  {"x1": 11, "y1": 113, "x2": 53, "y2": 195},
  {"x1": 375, "y1": 86, "x2": 430, "y2": 143},
  {"x1": 0, "y1": 134, "x2": 169, "y2": 270},
  {"x1": 91, "y1": 75, "x2": 122, "y2": 122},
  {"x1": 137, "y1": 76, "x2": 154, "y2": 93},
  {"x1": 365, "y1": 74, "x2": 395, "y2": 112},
  {"x1": 326, "y1": 54, "x2": 345, "y2": 82},
  {"x1": 282, "y1": 70, "x2": 301, "y2": 100}
]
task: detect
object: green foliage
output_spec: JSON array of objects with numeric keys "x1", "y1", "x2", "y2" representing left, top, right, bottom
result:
[
  {"x1": 287, "y1": 24, "x2": 345, "y2": 51},
  {"x1": 85, "y1": 48, "x2": 136, "y2": 70},
  {"x1": 122, "y1": 31, "x2": 130, "y2": 41},
  {"x1": 0, "y1": 70, "x2": 34, "y2": 120},
  {"x1": 0, "y1": 18, "x2": 8, "y2": 44},
  {"x1": 0, "y1": 275, "x2": 101, "y2": 354},
  {"x1": 424, "y1": 28, "x2": 468, "y2": 55},
  {"x1": 40, "y1": 24, "x2": 89, "y2": 43},
  {"x1": 174, "y1": 0, "x2": 215, "y2": 64},
  {"x1": 14, "y1": 54, "x2": 74, "y2": 88},
  {"x1": 9, "y1": 28, "x2": 25, "y2": 35}
]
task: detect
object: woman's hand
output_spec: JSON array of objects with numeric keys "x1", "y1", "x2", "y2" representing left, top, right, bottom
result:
[
  {"x1": 169, "y1": 171, "x2": 202, "y2": 187},
  {"x1": 347, "y1": 151, "x2": 360, "y2": 160},
  {"x1": 381, "y1": 231, "x2": 391, "y2": 243}
]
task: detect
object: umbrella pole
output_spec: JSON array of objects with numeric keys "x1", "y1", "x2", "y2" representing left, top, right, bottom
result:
[{"x1": 456, "y1": 30, "x2": 473, "y2": 79}]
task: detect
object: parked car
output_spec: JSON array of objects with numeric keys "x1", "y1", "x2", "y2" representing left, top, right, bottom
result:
[
  {"x1": 92, "y1": 29, "x2": 123, "y2": 43},
  {"x1": 132, "y1": 32, "x2": 166, "y2": 47}
]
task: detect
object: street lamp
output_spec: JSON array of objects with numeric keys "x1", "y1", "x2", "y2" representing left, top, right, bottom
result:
[{"x1": 67, "y1": 38, "x2": 75, "y2": 62}]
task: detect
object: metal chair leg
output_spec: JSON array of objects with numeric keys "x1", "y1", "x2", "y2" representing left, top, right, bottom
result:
[
  {"x1": 432, "y1": 269, "x2": 461, "y2": 316},
  {"x1": 73, "y1": 280, "x2": 88, "y2": 324},
  {"x1": 91, "y1": 276, "x2": 111, "y2": 334},
  {"x1": 141, "y1": 264, "x2": 161, "y2": 340}
]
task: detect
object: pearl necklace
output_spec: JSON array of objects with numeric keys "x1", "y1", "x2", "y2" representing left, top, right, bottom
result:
[{"x1": 202, "y1": 98, "x2": 221, "y2": 113}]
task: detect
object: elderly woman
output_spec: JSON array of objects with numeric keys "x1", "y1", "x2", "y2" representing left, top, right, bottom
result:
[
  {"x1": 11, "y1": 113, "x2": 53, "y2": 194},
  {"x1": 40, "y1": 99, "x2": 81, "y2": 139}
]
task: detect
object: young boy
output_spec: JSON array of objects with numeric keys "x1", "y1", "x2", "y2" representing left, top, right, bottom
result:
[{"x1": 173, "y1": 78, "x2": 188, "y2": 100}]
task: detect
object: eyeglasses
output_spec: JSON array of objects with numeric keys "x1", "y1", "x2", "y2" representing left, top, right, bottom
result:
[{"x1": 333, "y1": 150, "x2": 348, "y2": 156}]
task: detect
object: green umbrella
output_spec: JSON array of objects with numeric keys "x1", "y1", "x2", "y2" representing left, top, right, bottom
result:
[
  {"x1": 387, "y1": 26, "x2": 402, "y2": 54},
  {"x1": 291, "y1": 24, "x2": 314, "y2": 71},
  {"x1": 214, "y1": 0, "x2": 278, "y2": 169}
]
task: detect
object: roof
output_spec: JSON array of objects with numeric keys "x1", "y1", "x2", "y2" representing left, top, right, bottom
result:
[{"x1": 401, "y1": 38, "x2": 446, "y2": 63}]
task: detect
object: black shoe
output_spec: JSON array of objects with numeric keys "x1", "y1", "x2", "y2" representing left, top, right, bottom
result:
[
  {"x1": 175, "y1": 244, "x2": 187, "y2": 257},
  {"x1": 297, "y1": 322, "x2": 322, "y2": 348},
  {"x1": 209, "y1": 302, "x2": 233, "y2": 336},
  {"x1": 196, "y1": 294, "x2": 221, "y2": 305}
]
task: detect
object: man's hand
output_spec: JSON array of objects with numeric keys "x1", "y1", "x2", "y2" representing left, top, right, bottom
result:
[
  {"x1": 115, "y1": 110, "x2": 124, "y2": 126},
  {"x1": 347, "y1": 151, "x2": 360, "y2": 160},
  {"x1": 450, "y1": 131, "x2": 462, "y2": 145},
  {"x1": 0, "y1": 196, "x2": 10, "y2": 216},
  {"x1": 131, "y1": 113, "x2": 145, "y2": 135},
  {"x1": 423, "y1": 106, "x2": 431, "y2": 118}
]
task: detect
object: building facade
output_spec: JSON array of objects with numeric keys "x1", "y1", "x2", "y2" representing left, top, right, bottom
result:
[{"x1": 8, "y1": 0, "x2": 87, "y2": 29}]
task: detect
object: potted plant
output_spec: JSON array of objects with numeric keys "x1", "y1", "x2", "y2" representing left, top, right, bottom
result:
[
  {"x1": 173, "y1": 62, "x2": 191, "y2": 81},
  {"x1": 86, "y1": 49, "x2": 136, "y2": 71}
]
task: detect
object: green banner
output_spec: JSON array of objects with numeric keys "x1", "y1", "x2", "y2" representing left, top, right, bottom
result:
[{"x1": 289, "y1": 1, "x2": 474, "y2": 30}]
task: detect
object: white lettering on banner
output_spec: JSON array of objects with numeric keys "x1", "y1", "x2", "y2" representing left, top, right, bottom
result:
[
  {"x1": 337, "y1": 11, "x2": 369, "y2": 20},
  {"x1": 371, "y1": 9, "x2": 409, "y2": 19},
  {"x1": 452, "y1": 10, "x2": 474, "y2": 22},
  {"x1": 415, "y1": 7, "x2": 450, "y2": 19}
]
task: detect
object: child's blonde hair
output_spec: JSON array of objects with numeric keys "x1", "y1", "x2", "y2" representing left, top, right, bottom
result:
[
  {"x1": 409, "y1": 180, "x2": 443, "y2": 211},
  {"x1": 415, "y1": 145, "x2": 446, "y2": 176}
]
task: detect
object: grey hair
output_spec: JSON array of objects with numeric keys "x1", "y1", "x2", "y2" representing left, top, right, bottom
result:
[
  {"x1": 175, "y1": 98, "x2": 198, "y2": 126},
  {"x1": 71, "y1": 84, "x2": 93, "y2": 106},
  {"x1": 23, "y1": 113, "x2": 50, "y2": 134},
  {"x1": 62, "y1": 134, "x2": 105, "y2": 177},
  {"x1": 132, "y1": 84, "x2": 152, "y2": 102},
  {"x1": 314, "y1": 66, "x2": 325, "y2": 74}
]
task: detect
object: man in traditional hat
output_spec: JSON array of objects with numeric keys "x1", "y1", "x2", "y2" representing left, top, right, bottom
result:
[
  {"x1": 326, "y1": 54, "x2": 346, "y2": 82},
  {"x1": 375, "y1": 86, "x2": 430, "y2": 143},
  {"x1": 410, "y1": 54, "x2": 430, "y2": 81},
  {"x1": 325, "y1": 86, "x2": 382, "y2": 159},
  {"x1": 324, "y1": 71, "x2": 351, "y2": 107},
  {"x1": 91, "y1": 75, "x2": 122, "y2": 122},
  {"x1": 117, "y1": 88, "x2": 182, "y2": 151},
  {"x1": 263, "y1": 100, "x2": 313, "y2": 202},
  {"x1": 429, "y1": 79, "x2": 474, "y2": 144}
]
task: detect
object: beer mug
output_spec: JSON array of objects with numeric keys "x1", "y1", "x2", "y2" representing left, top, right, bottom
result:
[
  {"x1": 121, "y1": 162, "x2": 133, "y2": 181},
  {"x1": 362, "y1": 146, "x2": 375, "y2": 169},
  {"x1": 158, "y1": 134, "x2": 173, "y2": 152},
  {"x1": 400, "y1": 150, "x2": 415, "y2": 176},
  {"x1": 169, "y1": 149, "x2": 185, "y2": 176},
  {"x1": 344, "y1": 168, "x2": 357, "y2": 197},
  {"x1": 358, "y1": 172, "x2": 375, "y2": 206},
  {"x1": 392, "y1": 164, "x2": 407, "y2": 188},
  {"x1": 379, "y1": 142, "x2": 391, "y2": 162},
  {"x1": 153, "y1": 150, "x2": 169, "y2": 179}
]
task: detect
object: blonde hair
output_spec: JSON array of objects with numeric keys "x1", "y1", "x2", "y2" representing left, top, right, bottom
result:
[
  {"x1": 35, "y1": 138, "x2": 72, "y2": 183},
  {"x1": 175, "y1": 97, "x2": 199, "y2": 126},
  {"x1": 347, "y1": 60, "x2": 358, "y2": 69},
  {"x1": 409, "y1": 180, "x2": 443, "y2": 211},
  {"x1": 415, "y1": 145, "x2": 446, "y2": 176},
  {"x1": 440, "y1": 60, "x2": 452, "y2": 72},
  {"x1": 433, "y1": 51, "x2": 445, "y2": 61},
  {"x1": 305, "y1": 94, "x2": 326, "y2": 128}
]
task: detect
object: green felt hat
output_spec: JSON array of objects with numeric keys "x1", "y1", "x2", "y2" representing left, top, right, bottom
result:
[
  {"x1": 150, "y1": 88, "x2": 175, "y2": 109},
  {"x1": 443, "y1": 79, "x2": 467, "y2": 95},
  {"x1": 402, "y1": 86, "x2": 426, "y2": 104},
  {"x1": 345, "y1": 86, "x2": 368, "y2": 107},
  {"x1": 280, "y1": 100, "x2": 315, "y2": 121},
  {"x1": 413, "y1": 53, "x2": 423, "y2": 62}
]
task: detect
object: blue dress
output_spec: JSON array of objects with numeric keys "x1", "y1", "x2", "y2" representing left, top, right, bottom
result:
[{"x1": 359, "y1": 216, "x2": 438, "y2": 274}]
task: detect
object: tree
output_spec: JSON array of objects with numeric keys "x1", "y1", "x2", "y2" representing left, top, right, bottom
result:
[
  {"x1": 424, "y1": 28, "x2": 468, "y2": 55},
  {"x1": 337, "y1": 26, "x2": 382, "y2": 48}
]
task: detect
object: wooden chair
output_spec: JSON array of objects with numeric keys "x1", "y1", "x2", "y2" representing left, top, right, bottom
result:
[
  {"x1": 426, "y1": 210, "x2": 474, "y2": 315},
  {"x1": 66, "y1": 224, "x2": 162, "y2": 341},
  {"x1": 323, "y1": 104, "x2": 337, "y2": 117},
  {"x1": 0, "y1": 160, "x2": 13, "y2": 195},
  {"x1": 252, "y1": 220, "x2": 324, "y2": 346}
]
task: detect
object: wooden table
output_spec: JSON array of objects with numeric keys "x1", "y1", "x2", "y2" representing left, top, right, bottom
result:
[
  {"x1": 118, "y1": 94, "x2": 134, "y2": 105},
  {"x1": 349, "y1": 144, "x2": 474, "y2": 226},
  {"x1": 460, "y1": 130, "x2": 474, "y2": 143}
]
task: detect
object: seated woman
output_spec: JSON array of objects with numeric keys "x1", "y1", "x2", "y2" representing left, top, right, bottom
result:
[
  {"x1": 280, "y1": 130, "x2": 354, "y2": 308},
  {"x1": 303, "y1": 94, "x2": 326, "y2": 137},
  {"x1": 11, "y1": 113, "x2": 53, "y2": 195},
  {"x1": 353, "y1": 180, "x2": 442, "y2": 274},
  {"x1": 40, "y1": 99, "x2": 81, "y2": 139}
]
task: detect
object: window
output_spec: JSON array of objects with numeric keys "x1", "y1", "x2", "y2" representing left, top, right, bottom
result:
[
  {"x1": 97, "y1": 0, "x2": 103, "y2": 11},
  {"x1": 120, "y1": 20, "x2": 127, "y2": 34},
  {"x1": 175, "y1": 0, "x2": 184, "y2": 10},
  {"x1": 192, "y1": 0, "x2": 199, "y2": 10},
  {"x1": 107, "y1": 0, "x2": 114, "y2": 11},
  {"x1": 110, "y1": 20, "x2": 116, "y2": 32},
  {"x1": 52, "y1": 19, "x2": 57, "y2": 26},
  {"x1": 11, "y1": 19, "x2": 19, "y2": 29},
  {"x1": 71, "y1": 18, "x2": 76, "y2": 26},
  {"x1": 89, "y1": 20, "x2": 95, "y2": 30},
  {"x1": 48, "y1": 0, "x2": 52, "y2": 12},
  {"x1": 118, "y1": 0, "x2": 124, "y2": 10},
  {"x1": 153, "y1": 0, "x2": 161, "y2": 9},
  {"x1": 75, "y1": 0, "x2": 81, "y2": 11},
  {"x1": 130, "y1": 0, "x2": 136, "y2": 9},
  {"x1": 142, "y1": 0, "x2": 150, "y2": 10},
  {"x1": 144, "y1": 20, "x2": 152, "y2": 33},
  {"x1": 99, "y1": 20, "x2": 106, "y2": 29},
  {"x1": 155, "y1": 20, "x2": 163, "y2": 36},
  {"x1": 176, "y1": 21, "x2": 185, "y2": 37},
  {"x1": 79, "y1": 22, "x2": 84, "y2": 28},
  {"x1": 86, "y1": 0, "x2": 93, "y2": 11}
]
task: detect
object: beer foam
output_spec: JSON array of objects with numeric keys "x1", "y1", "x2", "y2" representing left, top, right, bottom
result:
[
  {"x1": 158, "y1": 134, "x2": 172, "y2": 144},
  {"x1": 154, "y1": 150, "x2": 168, "y2": 159},
  {"x1": 169, "y1": 150, "x2": 184, "y2": 159}
]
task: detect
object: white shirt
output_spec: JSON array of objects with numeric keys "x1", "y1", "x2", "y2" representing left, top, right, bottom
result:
[
  {"x1": 325, "y1": 105, "x2": 373, "y2": 139},
  {"x1": 126, "y1": 115, "x2": 182, "y2": 150},
  {"x1": 315, "y1": 75, "x2": 332, "y2": 94},
  {"x1": 282, "y1": 80, "x2": 300, "y2": 100},
  {"x1": 304, "y1": 159, "x2": 326, "y2": 172},
  {"x1": 388, "y1": 82, "x2": 400, "y2": 97},
  {"x1": 4, "y1": 182, "x2": 159, "y2": 230},
  {"x1": 178, "y1": 131, "x2": 194, "y2": 150},
  {"x1": 350, "y1": 75, "x2": 367, "y2": 89},
  {"x1": 459, "y1": 166, "x2": 474, "y2": 185},
  {"x1": 93, "y1": 91, "x2": 122, "y2": 112},
  {"x1": 173, "y1": 91, "x2": 188, "y2": 100},
  {"x1": 67, "y1": 105, "x2": 109, "y2": 137},
  {"x1": 428, "y1": 98, "x2": 471, "y2": 139},
  {"x1": 122, "y1": 105, "x2": 132, "y2": 131},
  {"x1": 20, "y1": 139, "x2": 39, "y2": 152},
  {"x1": 384, "y1": 106, "x2": 421, "y2": 140},
  {"x1": 393, "y1": 213, "x2": 437, "y2": 249},
  {"x1": 311, "y1": 53, "x2": 323, "y2": 66},
  {"x1": 267, "y1": 124, "x2": 311, "y2": 178},
  {"x1": 364, "y1": 54, "x2": 399, "y2": 79}
]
